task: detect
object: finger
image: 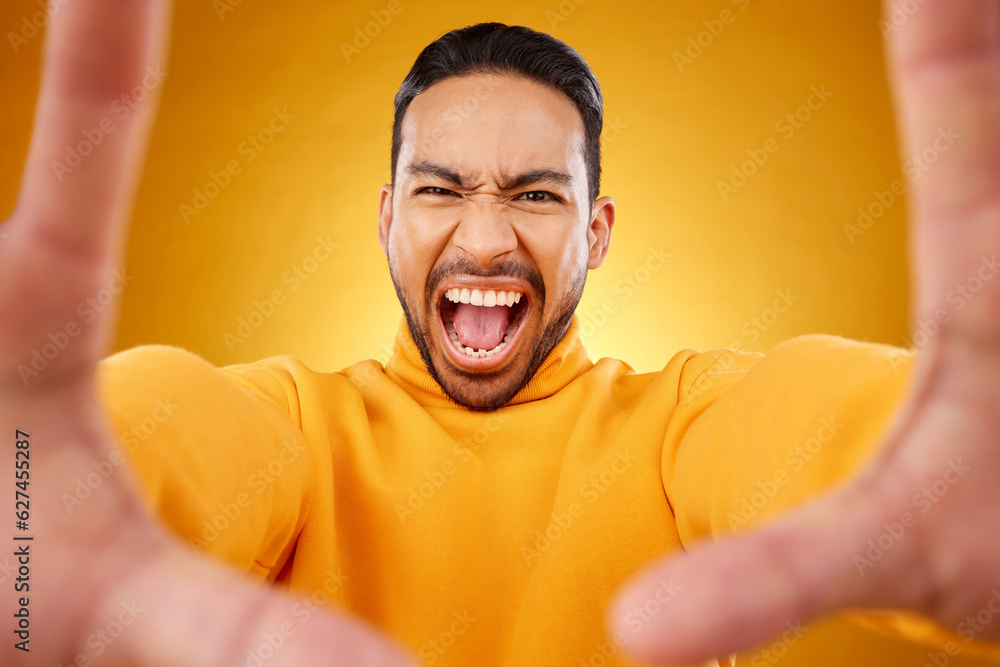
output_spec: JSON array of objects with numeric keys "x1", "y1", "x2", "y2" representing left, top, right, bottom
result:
[
  {"x1": 0, "y1": 0, "x2": 172, "y2": 385},
  {"x1": 88, "y1": 546, "x2": 416, "y2": 667},
  {"x1": 607, "y1": 478, "x2": 923, "y2": 665},
  {"x1": 33, "y1": 518, "x2": 416, "y2": 667},
  {"x1": 12, "y1": 0, "x2": 171, "y2": 265},
  {"x1": 17, "y1": 392, "x2": 416, "y2": 667},
  {"x1": 882, "y1": 0, "x2": 1000, "y2": 332}
]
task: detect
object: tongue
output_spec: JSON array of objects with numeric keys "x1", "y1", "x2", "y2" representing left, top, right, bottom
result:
[{"x1": 452, "y1": 303, "x2": 511, "y2": 351}]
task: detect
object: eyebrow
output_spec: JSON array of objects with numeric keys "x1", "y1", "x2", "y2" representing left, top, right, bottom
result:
[{"x1": 404, "y1": 160, "x2": 573, "y2": 191}]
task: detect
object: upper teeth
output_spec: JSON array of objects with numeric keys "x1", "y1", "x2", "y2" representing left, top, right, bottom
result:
[{"x1": 445, "y1": 288, "x2": 522, "y2": 307}]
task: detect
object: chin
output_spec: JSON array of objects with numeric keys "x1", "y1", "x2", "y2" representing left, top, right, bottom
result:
[
  {"x1": 432, "y1": 301, "x2": 541, "y2": 412},
  {"x1": 431, "y1": 338, "x2": 534, "y2": 411},
  {"x1": 393, "y1": 260, "x2": 583, "y2": 412}
]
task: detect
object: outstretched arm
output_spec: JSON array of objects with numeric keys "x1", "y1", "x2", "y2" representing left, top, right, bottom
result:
[
  {"x1": 0, "y1": 2, "x2": 409, "y2": 665},
  {"x1": 609, "y1": 0, "x2": 1000, "y2": 663}
]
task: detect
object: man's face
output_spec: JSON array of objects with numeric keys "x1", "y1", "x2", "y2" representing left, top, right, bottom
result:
[{"x1": 378, "y1": 73, "x2": 614, "y2": 411}]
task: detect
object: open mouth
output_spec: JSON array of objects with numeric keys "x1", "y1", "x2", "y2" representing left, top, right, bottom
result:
[{"x1": 437, "y1": 283, "x2": 531, "y2": 370}]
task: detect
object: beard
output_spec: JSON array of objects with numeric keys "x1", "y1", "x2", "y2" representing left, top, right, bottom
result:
[{"x1": 388, "y1": 253, "x2": 587, "y2": 411}]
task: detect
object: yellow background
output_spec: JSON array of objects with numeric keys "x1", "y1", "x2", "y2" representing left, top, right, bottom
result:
[{"x1": 2, "y1": 1, "x2": 975, "y2": 665}]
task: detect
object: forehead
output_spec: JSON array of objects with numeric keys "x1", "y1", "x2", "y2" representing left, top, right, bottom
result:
[{"x1": 398, "y1": 73, "x2": 586, "y2": 183}]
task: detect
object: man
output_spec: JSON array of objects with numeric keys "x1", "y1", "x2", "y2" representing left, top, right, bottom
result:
[{"x1": 3, "y1": 1, "x2": 1000, "y2": 666}]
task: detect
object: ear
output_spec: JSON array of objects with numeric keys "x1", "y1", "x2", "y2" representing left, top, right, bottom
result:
[
  {"x1": 587, "y1": 196, "x2": 616, "y2": 269},
  {"x1": 377, "y1": 184, "x2": 393, "y2": 256}
]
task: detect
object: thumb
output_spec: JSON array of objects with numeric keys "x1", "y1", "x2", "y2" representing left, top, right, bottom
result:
[
  {"x1": 74, "y1": 540, "x2": 416, "y2": 667},
  {"x1": 607, "y1": 476, "x2": 924, "y2": 665}
]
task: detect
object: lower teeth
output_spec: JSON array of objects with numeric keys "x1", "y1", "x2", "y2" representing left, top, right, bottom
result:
[
  {"x1": 447, "y1": 303, "x2": 525, "y2": 359},
  {"x1": 450, "y1": 328, "x2": 514, "y2": 359},
  {"x1": 461, "y1": 341, "x2": 505, "y2": 358}
]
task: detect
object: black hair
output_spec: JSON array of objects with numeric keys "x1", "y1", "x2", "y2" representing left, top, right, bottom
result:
[{"x1": 391, "y1": 22, "x2": 603, "y2": 205}]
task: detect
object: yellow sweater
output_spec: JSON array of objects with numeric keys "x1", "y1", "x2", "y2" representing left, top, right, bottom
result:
[{"x1": 93, "y1": 315, "x2": 1000, "y2": 666}]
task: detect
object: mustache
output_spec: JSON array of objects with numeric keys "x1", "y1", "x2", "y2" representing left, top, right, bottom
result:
[{"x1": 425, "y1": 257, "x2": 545, "y2": 306}]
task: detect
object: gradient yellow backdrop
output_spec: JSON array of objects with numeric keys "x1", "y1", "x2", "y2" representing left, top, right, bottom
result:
[{"x1": 3, "y1": 1, "x2": 976, "y2": 665}]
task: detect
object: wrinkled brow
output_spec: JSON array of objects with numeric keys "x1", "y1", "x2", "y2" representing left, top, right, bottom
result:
[{"x1": 405, "y1": 160, "x2": 573, "y2": 190}]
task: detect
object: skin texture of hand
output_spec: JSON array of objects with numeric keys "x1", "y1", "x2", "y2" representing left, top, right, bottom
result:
[
  {"x1": 0, "y1": 2, "x2": 412, "y2": 665},
  {"x1": 609, "y1": 1, "x2": 1000, "y2": 664}
]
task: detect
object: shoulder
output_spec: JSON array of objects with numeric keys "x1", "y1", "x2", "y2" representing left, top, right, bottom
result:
[
  {"x1": 99, "y1": 344, "x2": 391, "y2": 404},
  {"x1": 735, "y1": 334, "x2": 915, "y2": 399},
  {"x1": 677, "y1": 346, "x2": 764, "y2": 404},
  {"x1": 97, "y1": 345, "x2": 343, "y2": 422},
  {"x1": 97, "y1": 343, "x2": 223, "y2": 391},
  {"x1": 671, "y1": 334, "x2": 916, "y2": 434},
  {"x1": 667, "y1": 333, "x2": 914, "y2": 407},
  {"x1": 580, "y1": 345, "x2": 764, "y2": 412}
]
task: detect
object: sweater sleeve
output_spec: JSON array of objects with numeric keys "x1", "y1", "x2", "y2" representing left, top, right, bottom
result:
[
  {"x1": 94, "y1": 344, "x2": 314, "y2": 582},
  {"x1": 661, "y1": 334, "x2": 1000, "y2": 661}
]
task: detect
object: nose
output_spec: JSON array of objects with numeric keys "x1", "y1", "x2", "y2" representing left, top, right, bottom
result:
[{"x1": 451, "y1": 198, "x2": 518, "y2": 267}]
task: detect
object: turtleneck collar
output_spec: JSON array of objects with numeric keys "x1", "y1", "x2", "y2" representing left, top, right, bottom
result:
[{"x1": 384, "y1": 314, "x2": 594, "y2": 409}]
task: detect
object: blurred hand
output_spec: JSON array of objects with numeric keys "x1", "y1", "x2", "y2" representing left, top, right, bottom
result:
[
  {"x1": 609, "y1": 1, "x2": 1000, "y2": 664},
  {"x1": 0, "y1": 2, "x2": 411, "y2": 665}
]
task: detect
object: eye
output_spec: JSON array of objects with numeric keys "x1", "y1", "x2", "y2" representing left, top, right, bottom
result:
[
  {"x1": 415, "y1": 186, "x2": 457, "y2": 197},
  {"x1": 516, "y1": 191, "x2": 559, "y2": 202}
]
